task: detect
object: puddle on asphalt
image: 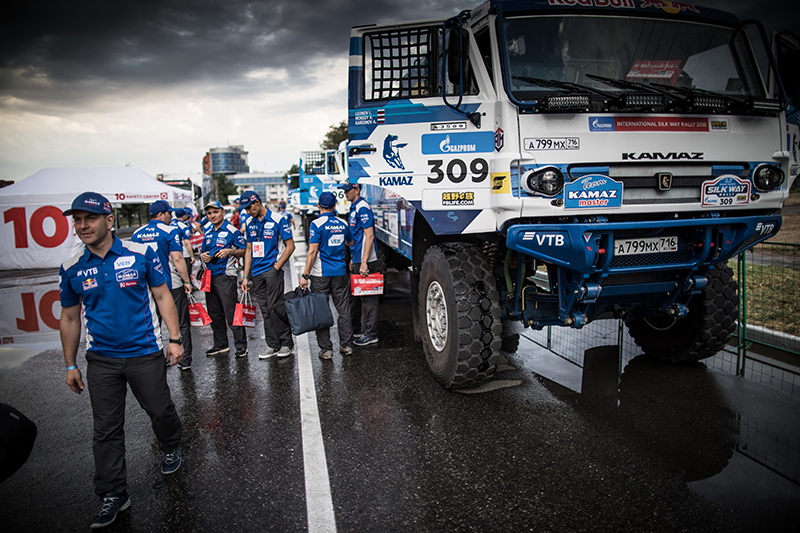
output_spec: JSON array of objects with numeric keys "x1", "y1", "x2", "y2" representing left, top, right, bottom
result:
[{"x1": 510, "y1": 334, "x2": 800, "y2": 510}]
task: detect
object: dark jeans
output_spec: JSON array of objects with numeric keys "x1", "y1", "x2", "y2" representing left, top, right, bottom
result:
[
  {"x1": 351, "y1": 260, "x2": 381, "y2": 338},
  {"x1": 206, "y1": 274, "x2": 247, "y2": 351},
  {"x1": 86, "y1": 350, "x2": 181, "y2": 497},
  {"x1": 170, "y1": 286, "x2": 192, "y2": 362},
  {"x1": 310, "y1": 274, "x2": 352, "y2": 351},
  {"x1": 251, "y1": 267, "x2": 293, "y2": 349}
]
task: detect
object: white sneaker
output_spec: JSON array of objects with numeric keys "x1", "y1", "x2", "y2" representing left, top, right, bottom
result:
[
  {"x1": 258, "y1": 347, "x2": 278, "y2": 360},
  {"x1": 277, "y1": 346, "x2": 293, "y2": 358},
  {"x1": 318, "y1": 349, "x2": 333, "y2": 360}
]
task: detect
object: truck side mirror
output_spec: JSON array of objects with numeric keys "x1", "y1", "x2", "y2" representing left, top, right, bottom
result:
[{"x1": 447, "y1": 26, "x2": 469, "y2": 86}]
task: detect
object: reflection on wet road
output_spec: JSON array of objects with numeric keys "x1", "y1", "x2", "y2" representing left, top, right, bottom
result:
[{"x1": 0, "y1": 242, "x2": 798, "y2": 532}]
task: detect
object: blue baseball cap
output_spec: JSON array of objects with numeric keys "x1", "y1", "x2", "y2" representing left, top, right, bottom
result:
[
  {"x1": 204, "y1": 200, "x2": 223, "y2": 210},
  {"x1": 239, "y1": 191, "x2": 261, "y2": 208},
  {"x1": 318, "y1": 192, "x2": 337, "y2": 208},
  {"x1": 148, "y1": 199, "x2": 175, "y2": 216},
  {"x1": 63, "y1": 192, "x2": 113, "y2": 216},
  {"x1": 337, "y1": 182, "x2": 360, "y2": 191},
  {"x1": 173, "y1": 208, "x2": 186, "y2": 217}
]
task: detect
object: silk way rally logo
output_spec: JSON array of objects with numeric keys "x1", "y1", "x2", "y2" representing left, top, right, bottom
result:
[{"x1": 383, "y1": 134, "x2": 407, "y2": 170}]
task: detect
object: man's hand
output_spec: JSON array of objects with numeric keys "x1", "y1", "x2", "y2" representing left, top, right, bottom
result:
[
  {"x1": 166, "y1": 343, "x2": 184, "y2": 366},
  {"x1": 299, "y1": 277, "x2": 309, "y2": 290},
  {"x1": 66, "y1": 368, "x2": 84, "y2": 394},
  {"x1": 241, "y1": 277, "x2": 250, "y2": 293}
]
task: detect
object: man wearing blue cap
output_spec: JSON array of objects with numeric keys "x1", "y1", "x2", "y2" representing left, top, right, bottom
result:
[
  {"x1": 239, "y1": 191, "x2": 296, "y2": 358},
  {"x1": 58, "y1": 192, "x2": 184, "y2": 528},
  {"x1": 200, "y1": 200, "x2": 248, "y2": 358},
  {"x1": 339, "y1": 182, "x2": 381, "y2": 346},
  {"x1": 299, "y1": 191, "x2": 354, "y2": 359},
  {"x1": 131, "y1": 200, "x2": 194, "y2": 370}
]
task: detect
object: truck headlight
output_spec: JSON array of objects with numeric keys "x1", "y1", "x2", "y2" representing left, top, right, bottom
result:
[
  {"x1": 753, "y1": 164, "x2": 785, "y2": 191},
  {"x1": 521, "y1": 166, "x2": 564, "y2": 197}
]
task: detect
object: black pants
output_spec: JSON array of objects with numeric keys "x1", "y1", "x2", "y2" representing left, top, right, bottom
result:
[
  {"x1": 310, "y1": 274, "x2": 352, "y2": 351},
  {"x1": 251, "y1": 267, "x2": 293, "y2": 349},
  {"x1": 206, "y1": 274, "x2": 247, "y2": 351},
  {"x1": 170, "y1": 286, "x2": 192, "y2": 363},
  {"x1": 351, "y1": 260, "x2": 381, "y2": 338},
  {"x1": 86, "y1": 351, "x2": 181, "y2": 496}
]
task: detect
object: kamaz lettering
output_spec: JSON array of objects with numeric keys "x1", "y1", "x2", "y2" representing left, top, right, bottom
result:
[
  {"x1": 623, "y1": 152, "x2": 703, "y2": 160},
  {"x1": 380, "y1": 176, "x2": 413, "y2": 186},
  {"x1": 567, "y1": 189, "x2": 618, "y2": 200}
]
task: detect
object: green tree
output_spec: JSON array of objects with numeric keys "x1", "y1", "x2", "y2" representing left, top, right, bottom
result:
[
  {"x1": 320, "y1": 120, "x2": 348, "y2": 150},
  {"x1": 283, "y1": 163, "x2": 300, "y2": 190},
  {"x1": 213, "y1": 173, "x2": 239, "y2": 202}
]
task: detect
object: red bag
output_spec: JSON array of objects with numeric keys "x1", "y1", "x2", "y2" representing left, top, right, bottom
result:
[
  {"x1": 200, "y1": 267, "x2": 212, "y2": 292},
  {"x1": 351, "y1": 273, "x2": 384, "y2": 296},
  {"x1": 233, "y1": 292, "x2": 257, "y2": 327},
  {"x1": 188, "y1": 294, "x2": 212, "y2": 327}
]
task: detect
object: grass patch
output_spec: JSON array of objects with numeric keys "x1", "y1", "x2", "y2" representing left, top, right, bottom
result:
[{"x1": 733, "y1": 262, "x2": 800, "y2": 337}]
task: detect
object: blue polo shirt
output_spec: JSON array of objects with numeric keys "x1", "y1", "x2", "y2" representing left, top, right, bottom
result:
[
  {"x1": 170, "y1": 218, "x2": 193, "y2": 257},
  {"x1": 309, "y1": 212, "x2": 351, "y2": 277},
  {"x1": 243, "y1": 210, "x2": 293, "y2": 277},
  {"x1": 201, "y1": 220, "x2": 246, "y2": 277},
  {"x1": 59, "y1": 237, "x2": 167, "y2": 358},
  {"x1": 131, "y1": 220, "x2": 183, "y2": 289},
  {"x1": 349, "y1": 197, "x2": 378, "y2": 264}
]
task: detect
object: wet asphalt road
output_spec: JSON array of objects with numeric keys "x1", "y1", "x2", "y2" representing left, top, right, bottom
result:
[{"x1": 1, "y1": 242, "x2": 799, "y2": 532}]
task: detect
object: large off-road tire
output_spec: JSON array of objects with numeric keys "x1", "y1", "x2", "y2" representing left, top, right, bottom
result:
[
  {"x1": 419, "y1": 243, "x2": 502, "y2": 388},
  {"x1": 627, "y1": 263, "x2": 737, "y2": 363}
]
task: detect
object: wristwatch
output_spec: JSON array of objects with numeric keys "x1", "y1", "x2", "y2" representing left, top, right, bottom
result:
[
  {"x1": 302, "y1": 273, "x2": 311, "y2": 280},
  {"x1": 169, "y1": 336, "x2": 183, "y2": 345}
]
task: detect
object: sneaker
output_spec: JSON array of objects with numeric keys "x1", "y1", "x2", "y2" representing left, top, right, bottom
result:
[
  {"x1": 161, "y1": 446, "x2": 182, "y2": 475},
  {"x1": 206, "y1": 346, "x2": 229, "y2": 356},
  {"x1": 258, "y1": 347, "x2": 278, "y2": 360},
  {"x1": 353, "y1": 335, "x2": 378, "y2": 347},
  {"x1": 318, "y1": 349, "x2": 333, "y2": 360},
  {"x1": 340, "y1": 345, "x2": 353, "y2": 356},
  {"x1": 90, "y1": 491, "x2": 130, "y2": 529},
  {"x1": 277, "y1": 346, "x2": 293, "y2": 358},
  {"x1": 177, "y1": 361, "x2": 192, "y2": 371},
  {"x1": 234, "y1": 347, "x2": 248, "y2": 358}
]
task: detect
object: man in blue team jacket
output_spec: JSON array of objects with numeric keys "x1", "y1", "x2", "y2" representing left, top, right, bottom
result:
[{"x1": 299, "y1": 192, "x2": 354, "y2": 359}]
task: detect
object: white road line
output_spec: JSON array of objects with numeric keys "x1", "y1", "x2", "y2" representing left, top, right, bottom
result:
[{"x1": 289, "y1": 257, "x2": 337, "y2": 533}]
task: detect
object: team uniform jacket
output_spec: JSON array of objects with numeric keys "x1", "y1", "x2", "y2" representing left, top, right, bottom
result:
[
  {"x1": 131, "y1": 220, "x2": 183, "y2": 289},
  {"x1": 348, "y1": 197, "x2": 378, "y2": 264},
  {"x1": 170, "y1": 218, "x2": 193, "y2": 258},
  {"x1": 201, "y1": 220, "x2": 246, "y2": 278},
  {"x1": 243, "y1": 210, "x2": 293, "y2": 276},
  {"x1": 59, "y1": 237, "x2": 168, "y2": 358},
  {"x1": 309, "y1": 212, "x2": 351, "y2": 277}
]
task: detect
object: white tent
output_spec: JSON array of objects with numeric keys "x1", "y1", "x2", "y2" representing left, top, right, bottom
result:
[{"x1": 0, "y1": 167, "x2": 193, "y2": 270}]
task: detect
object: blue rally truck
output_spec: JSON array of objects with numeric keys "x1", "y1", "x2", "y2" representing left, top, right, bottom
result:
[
  {"x1": 296, "y1": 148, "x2": 350, "y2": 241},
  {"x1": 345, "y1": 0, "x2": 799, "y2": 388}
]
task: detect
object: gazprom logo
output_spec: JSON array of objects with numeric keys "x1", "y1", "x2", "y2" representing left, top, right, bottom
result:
[
  {"x1": 421, "y1": 131, "x2": 494, "y2": 155},
  {"x1": 589, "y1": 117, "x2": 615, "y2": 132}
]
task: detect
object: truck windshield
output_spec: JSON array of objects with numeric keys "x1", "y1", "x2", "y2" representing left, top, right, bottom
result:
[{"x1": 503, "y1": 15, "x2": 765, "y2": 103}]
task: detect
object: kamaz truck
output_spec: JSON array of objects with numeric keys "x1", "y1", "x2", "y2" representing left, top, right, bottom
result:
[
  {"x1": 345, "y1": 0, "x2": 799, "y2": 388},
  {"x1": 296, "y1": 149, "x2": 350, "y2": 241}
]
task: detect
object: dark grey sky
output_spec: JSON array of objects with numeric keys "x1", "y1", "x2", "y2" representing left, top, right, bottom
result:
[{"x1": 0, "y1": 0, "x2": 797, "y2": 181}]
